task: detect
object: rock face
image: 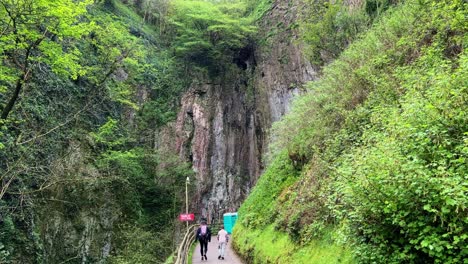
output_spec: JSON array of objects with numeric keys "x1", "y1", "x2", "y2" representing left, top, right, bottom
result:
[{"x1": 174, "y1": 0, "x2": 316, "y2": 223}]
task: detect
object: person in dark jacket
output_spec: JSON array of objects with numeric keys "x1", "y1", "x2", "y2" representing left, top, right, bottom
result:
[{"x1": 196, "y1": 219, "x2": 211, "y2": 261}]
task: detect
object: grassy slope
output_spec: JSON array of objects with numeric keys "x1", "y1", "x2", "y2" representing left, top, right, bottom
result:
[
  {"x1": 233, "y1": 152, "x2": 355, "y2": 263},
  {"x1": 234, "y1": 0, "x2": 466, "y2": 263},
  {"x1": 235, "y1": 223, "x2": 354, "y2": 264}
]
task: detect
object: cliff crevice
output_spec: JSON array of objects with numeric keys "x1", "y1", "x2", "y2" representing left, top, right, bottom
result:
[{"x1": 174, "y1": 0, "x2": 316, "y2": 223}]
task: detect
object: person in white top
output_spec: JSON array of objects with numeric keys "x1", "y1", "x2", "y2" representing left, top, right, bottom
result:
[{"x1": 217, "y1": 225, "x2": 229, "y2": 260}]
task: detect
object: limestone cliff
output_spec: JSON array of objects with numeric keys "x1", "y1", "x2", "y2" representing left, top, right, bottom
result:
[{"x1": 174, "y1": 0, "x2": 316, "y2": 223}]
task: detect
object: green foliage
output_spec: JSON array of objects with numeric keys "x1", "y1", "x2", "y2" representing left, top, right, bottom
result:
[
  {"x1": 0, "y1": 0, "x2": 93, "y2": 119},
  {"x1": 166, "y1": 0, "x2": 256, "y2": 71},
  {"x1": 135, "y1": 51, "x2": 189, "y2": 134},
  {"x1": 108, "y1": 226, "x2": 171, "y2": 264},
  {"x1": 238, "y1": 150, "x2": 299, "y2": 229},
  {"x1": 91, "y1": 118, "x2": 127, "y2": 148},
  {"x1": 233, "y1": 223, "x2": 355, "y2": 264},
  {"x1": 364, "y1": 0, "x2": 397, "y2": 18},
  {"x1": 236, "y1": 0, "x2": 467, "y2": 263},
  {"x1": 336, "y1": 45, "x2": 468, "y2": 263},
  {"x1": 108, "y1": 227, "x2": 158, "y2": 263},
  {"x1": 0, "y1": 215, "x2": 15, "y2": 262},
  {"x1": 0, "y1": 0, "x2": 92, "y2": 75},
  {"x1": 0, "y1": 0, "x2": 193, "y2": 262},
  {"x1": 244, "y1": 0, "x2": 272, "y2": 21},
  {"x1": 300, "y1": 0, "x2": 399, "y2": 65}
]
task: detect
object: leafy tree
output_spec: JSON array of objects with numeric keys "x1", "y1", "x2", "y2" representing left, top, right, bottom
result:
[
  {"x1": 0, "y1": 0, "x2": 93, "y2": 120},
  {"x1": 0, "y1": 1, "x2": 194, "y2": 262},
  {"x1": 166, "y1": 0, "x2": 256, "y2": 69}
]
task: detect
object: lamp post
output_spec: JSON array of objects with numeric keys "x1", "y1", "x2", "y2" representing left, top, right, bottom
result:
[
  {"x1": 185, "y1": 176, "x2": 190, "y2": 229},
  {"x1": 218, "y1": 206, "x2": 222, "y2": 224}
]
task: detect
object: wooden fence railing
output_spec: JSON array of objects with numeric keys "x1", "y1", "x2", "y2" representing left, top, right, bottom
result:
[{"x1": 174, "y1": 224, "x2": 198, "y2": 264}]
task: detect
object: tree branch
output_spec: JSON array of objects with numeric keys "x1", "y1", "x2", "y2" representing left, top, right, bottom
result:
[
  {"x1": 1, "y1": 29, "x2": 46, "y2": 120},
  {"x1": 17, "y1": 99, "x2": 93, "y2": 145},
  {"x1": 1, "y1": 73, "x2": 25, "y2": 119}
]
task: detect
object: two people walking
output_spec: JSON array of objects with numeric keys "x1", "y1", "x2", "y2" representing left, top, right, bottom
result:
[{"x1": 196, "y1": 219, "x2": 230, "y2": 261}]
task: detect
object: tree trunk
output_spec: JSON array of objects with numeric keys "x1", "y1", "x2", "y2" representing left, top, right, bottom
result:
[{"x1": 1, "y1": 75, "x2": 24, "y2": 120}]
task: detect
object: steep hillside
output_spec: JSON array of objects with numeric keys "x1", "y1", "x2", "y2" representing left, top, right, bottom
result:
[
  {"x1": 1, "y1": 0, "x2": 315, "y2": 262},
  {"x1": 1, "y1": 0, "x2": 465, "y2": 263},
  {"x1": 234, "y1": 0, "x2": 467, "y2": 263},
  {"x1": 0, "y1": 0, "x2": 192, "y2": 262}
]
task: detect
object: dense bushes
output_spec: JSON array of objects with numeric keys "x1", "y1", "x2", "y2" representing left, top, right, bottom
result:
[
  {"x1": 238, "y1": 151, "x2": 300, "y2": 230},
  {"x1": 0, "y1": 0, "x2": 192, "y2": 262},
  {"x1": 125, "y1": 0, "x2": 268, "y2": 74},
  {"x1": 167, "y1": 0, "x2": 256, "y2": 61},
  {"x1": 300, "y1": 0, "x2": 402, "y2": 65},
  {"x1": 235, "y1": 0, "x2": 467, "y2": 263},
  {"x1": 335, "y1": 39, "x2": 467, "y2": 263}
]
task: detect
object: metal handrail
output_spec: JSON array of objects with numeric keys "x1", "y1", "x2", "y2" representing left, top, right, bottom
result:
[{"x1": 174, "y1": 224, "x2": 198, "y2": 264}]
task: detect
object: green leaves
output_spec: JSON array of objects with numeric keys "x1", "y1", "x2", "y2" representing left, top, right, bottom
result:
[
  {"x1": 90, "y1": 118, "x2": 127, "y2": 148},
  {"x1": 0, "y1": 1, "x2": 195, "y2": 262},
  {"x1": 0, "y1": 0, "x2": 92, "y2": 74},
  {"x1": 167, "y1": 0, "x2": 256, "y2": 68},
  {"x1": 300, "y1": 0, "x2": 371, "y2": 65},
  {"x1": 237, "y1": 0, "x2": 467, "y2": 263},
  {"x1": 0, "y1": 0, "x2": 93, "y2": 119}
]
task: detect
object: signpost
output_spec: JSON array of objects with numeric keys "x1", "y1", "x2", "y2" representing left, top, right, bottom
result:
[
  {"x1": 185, "y1": 177, "x2": 190, "y2": 228},
  {"x1": 179, "y1": 213, "x2": 195, "y2": 221}
]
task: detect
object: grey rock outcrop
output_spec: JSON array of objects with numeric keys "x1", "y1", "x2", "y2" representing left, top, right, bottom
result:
[{"x1": 174, "y1": 0, "x2": 316, "y2": 223}]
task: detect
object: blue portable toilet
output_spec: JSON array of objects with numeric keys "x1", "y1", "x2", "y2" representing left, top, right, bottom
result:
[{"x1": 223, "y1": 212, "x2": 238, "y2": 234}]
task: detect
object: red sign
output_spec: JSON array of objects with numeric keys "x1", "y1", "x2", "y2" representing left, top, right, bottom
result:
[{"x1": 179, "y1": 213, "x2": 195, "y2": 221}]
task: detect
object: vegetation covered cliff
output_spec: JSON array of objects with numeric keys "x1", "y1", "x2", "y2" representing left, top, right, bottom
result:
[
  {"x1": 172, "y1": 0, "x2": 315, "y2": 223},
  {"x1": 233, "y1": 0, "x2": 467, "y2": 263},
  {"x1": 0, "y1": 0, "x2": 194, "y2": 262},
  {"x1": 1, "y1": 0, "x2": 304, "y2": 262},
  {"x1": 0, "y1": 0, "x2": 466, "y2": 263}
]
